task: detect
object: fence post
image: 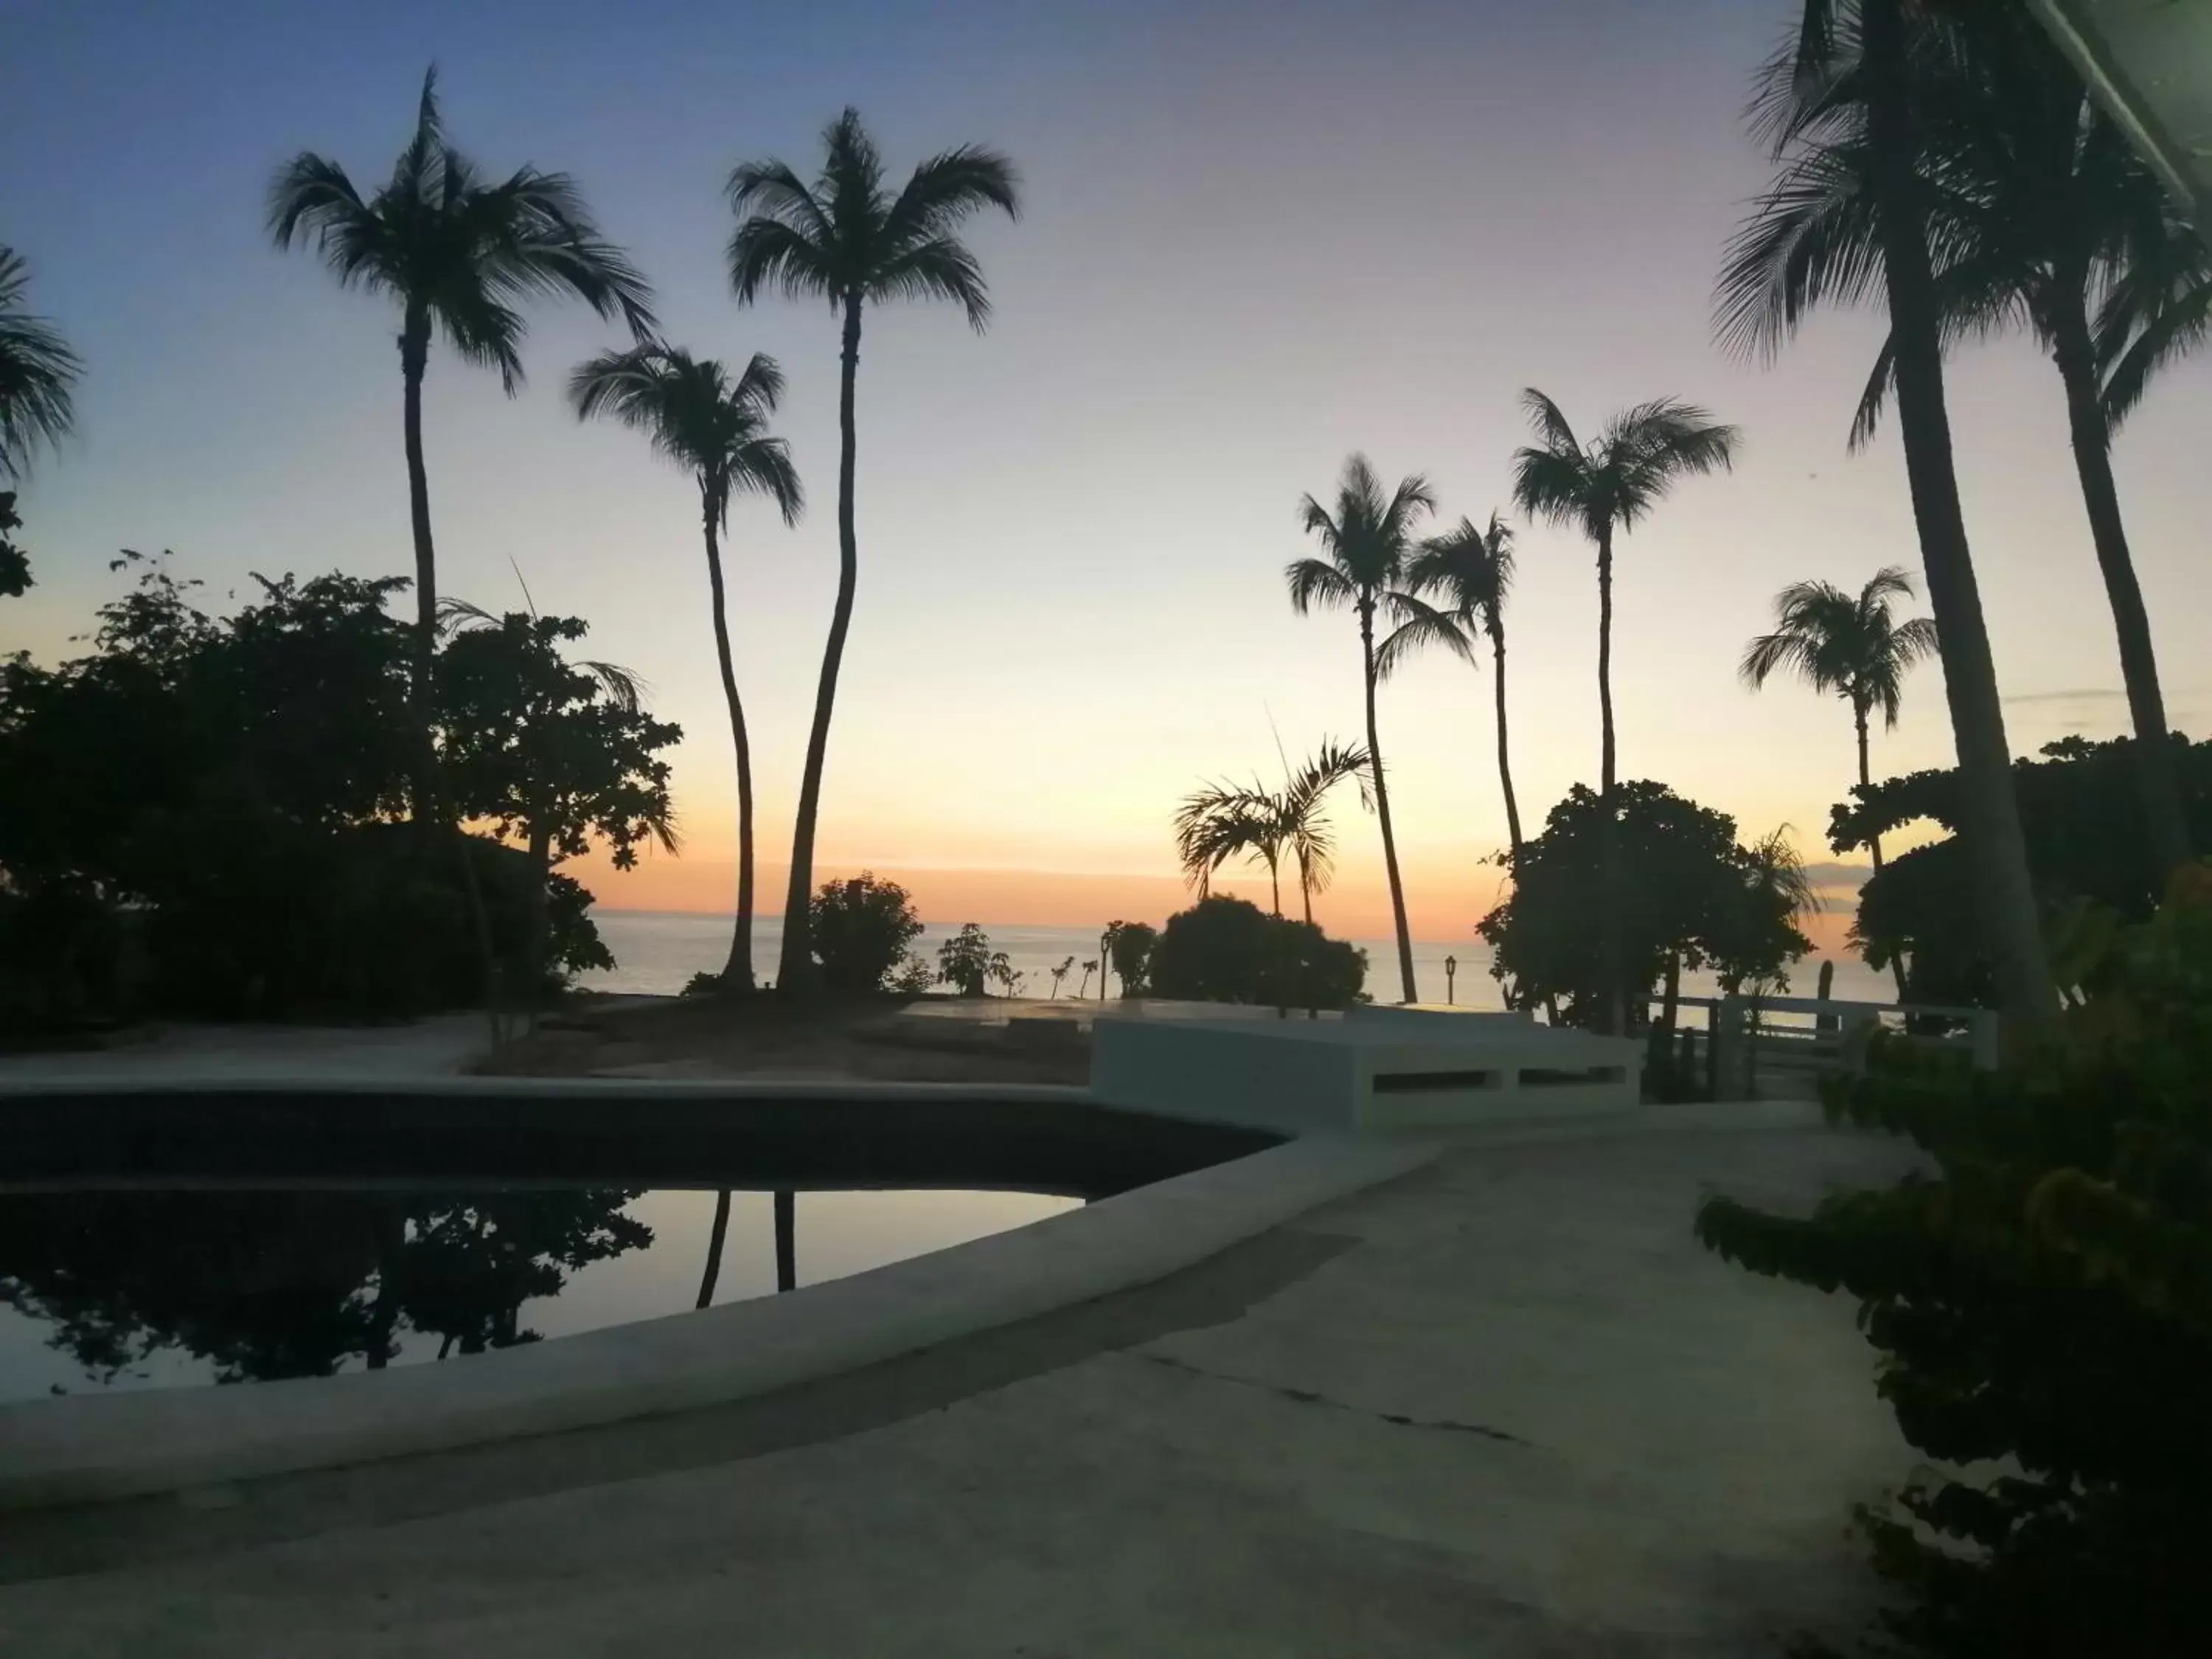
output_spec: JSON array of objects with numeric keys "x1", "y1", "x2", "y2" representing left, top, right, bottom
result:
[
  {"x1": 1713, "y1": 996, "x2": 1747, "y2": 1101},
  {"x1": 1970, "y1": 1009, "x2": 2001, "y2": 1072}
]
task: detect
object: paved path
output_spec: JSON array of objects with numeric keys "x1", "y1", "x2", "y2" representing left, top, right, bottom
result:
[
  {"x1": 0, "y1": 1115, "x2": 1916, "y2": 1655},
  {"x1": 0, "y1": 1015, "x2": 491, "y2": 1086}
]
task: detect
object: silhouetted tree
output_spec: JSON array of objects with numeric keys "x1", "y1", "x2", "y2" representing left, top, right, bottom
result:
[
  {"x1": 1511, "y1": 391, "x2": 1737, "y2": 1032},
  {"x1": 726, "y1": 108, "x2": 1019, "y2": 995},
  {"x1": 807, "y1": 872, "x2": 925, "y2": 995},
  {"x1": 1728, "y1": 4, "x2": 2203, "y2": 882},
  {"x1": 1046, "y1": 955, "x2": 1074, "y2": 998},
  {"x1": 696, "y1": 1189, "x2": 732, "y2": 1310},
  {"x1": 569, "y1": 345, "x2": 800, "y2": 992},
  {"x1": 1742, "y1": 565, "x2": 1938, "y2": 999},
  {"x1": 1716, "y1": 0, "x2": 2053, "y2": 1020},
  {"x1": 1391, "y1": 512, "x2": 1524, "y2": 856},
  {"x1": 436, "y1": 602, "x2": 680, "y2": 1012},
  {"x1": 1107, "y1": 920, "x2": 1158, "y2": 998},
  {"x1": 936, "y1": 922, "x2": 995, "y2": 996},
  {"x1": 1147, "y1": 896, "x2": 1366, "y2": 1011},
  {"x1": 1285, "y1": 455, "x2": 1435, "y2": 1004}
]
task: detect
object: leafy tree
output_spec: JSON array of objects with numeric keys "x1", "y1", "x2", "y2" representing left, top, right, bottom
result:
[
  {"x1": 1390, "y1": 512, "x2": 1525, "y2": 855},
  {"x1": 267, "y1": 68, "x2": 653, "y2": 820},
  {"x1": 936, "y1": 922, "x2": 995, "y2": 997},
  {"x1": 1479, "y1": 782, "x2": 1812, "y2": 1029},
  {"x1": 1715, "y1": 0, "x2": 2054, "y2": 1020},
  {"x1": 1696, "y1": 869, "x2": 2212, "y2": 1656},
  {"x1": 435, "y1": 602, "x2": 680, "y2": 1006},
  {"x1": 569, "y1": 344, "x2": 801, "y2": 992},
  {"x1": 1838, "y1": 734, "x2": 2212, "y2": 1007},
  {"x1": 0, "y1": 555, "x2": 614, "y2": 1026},
  {"x1": 0, "y1": 246, "x2": 80, "y2": 497},
  {"x1": 1286, "y1": 454, "x2": 1435, "y2": 1003},
  {"x1": 726, "y1": 108, "x2": 1019, "y2": 994},
  {"x1": 807, "y1": 871, "x2": 925, "y2": 996},
  {"x1": 1147, "y1": 896, "x2": 1366, "y2": 1011},
  {"x1": 1108, "y1": 920, "x2": 1158, "y2": 998},
  {"x1": 0, "y1": 493, "x2": 27, "y2": 600}
]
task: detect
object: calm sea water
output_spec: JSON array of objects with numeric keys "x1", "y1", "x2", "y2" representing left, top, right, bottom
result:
[{"x1": 581, "y1": 909, "x2": 1891, "y2": 1008}]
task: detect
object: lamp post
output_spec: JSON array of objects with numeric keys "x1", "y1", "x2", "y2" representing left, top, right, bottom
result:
[{"x1": 1444, "y1": 954, "x2": 1458, "y2": 1005}]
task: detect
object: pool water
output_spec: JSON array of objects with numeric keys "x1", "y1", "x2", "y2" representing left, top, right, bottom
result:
[{"x1": 0, "y1": 1185, "x2": 1079, "y2": 1402}]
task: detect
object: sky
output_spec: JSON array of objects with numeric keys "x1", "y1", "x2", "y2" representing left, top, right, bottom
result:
[{"x1": 5, "y1": 0, "x2": 2208, "y2": 955}]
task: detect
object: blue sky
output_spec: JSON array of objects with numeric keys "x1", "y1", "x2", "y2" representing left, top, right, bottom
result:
[{"x1": 7, "y1": 0, "x2": 2208, "y2": 936}]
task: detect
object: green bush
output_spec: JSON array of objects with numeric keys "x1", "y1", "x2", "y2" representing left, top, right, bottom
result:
[
  {"x1": 808, "y1": 872, "x2": 925, "y2": 996},
  {"x1": 1147, "y1": 896, "x2": 1365, "y2": 1009},
  {"x1": 1695, "y1": 863, "x2": 2212, "y2": 1657}
]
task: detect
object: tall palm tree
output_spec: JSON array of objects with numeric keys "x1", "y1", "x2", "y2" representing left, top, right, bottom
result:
[
  {"x1": 1391, "y1": 512, "x2": 1525, "y2": 856},
  {"x1": 570, "y1": 346, "x2": 802, "y2": 993},
  {"x1": 726, "y1": 108, "x2": 1020, "y2": 995},
  {"x1": 268, "y1": 67, "x2": 655, "y2": 809},
  {"x1": 1742, "y1": 566, "x2": 1938, "y2": 995},
  {"x1": 0, "y1": 246, "x2": 80, "y2": 485},
  {"x1": 1714, "y1": 0, "x2": 2056, "y2": 1021},
  {"x1": 1510, "y1": 391, "x2": 1739, "y2": 798},
  {"x1": 1287, "y1": 455, "x2": 1435, "y2": 1004},
  {"x1": 1757, "y1": 6, "x2": 2203, "y2": 877}
]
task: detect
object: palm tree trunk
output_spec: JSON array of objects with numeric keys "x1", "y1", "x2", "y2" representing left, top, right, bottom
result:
[
  {"x1": 1595, "y1": 526, "x2": 1626, "y2": 1034},
  {"x1": 526, "y1": 818, "x2": 553, "y2": 1025},
  {"x1": 776, "y1": 294, "x2": 865, "y2": 996},
  {"x1": 2049, "y1": 296, "x2": 2189, "y2": 879},
  {"x1": 1360, "y1": 605, "x2": 1419, "y2": 1004},
  {"x1": 400, "y1": 311, "x2": 504, "y2": 1037},
  {"x1": 773, "y1": 1189, "x2": 796, "y2": 1293},
  {"x1": 700, "y1": 495, "x2": 757, "y2": 992},
  {"x1": 1267, "y1": 857, "x2": 1281, "y2": 918},
  {"x1": 1861, "y1": 0, "x2": 2053, "y2": 1024},
  {"x1": 695, "y1": 1189, "x2": 731, "y2": 1309},
  {"x1": 1489, "y1": 619, "x2": 1524, "y2": 855},
  {"x1": 1856, "y1": 700, "x2": 1911, "y2": 1003}
]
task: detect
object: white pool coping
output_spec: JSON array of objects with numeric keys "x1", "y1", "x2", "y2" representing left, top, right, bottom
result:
[{"x1": 0, "y1": 1125, "x2": 1440, "y2": 1511}]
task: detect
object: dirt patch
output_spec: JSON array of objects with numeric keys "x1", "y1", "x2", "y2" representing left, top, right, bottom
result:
[{"x1": 473, "y1": 996, "x2": 1090, "y2": 1086}]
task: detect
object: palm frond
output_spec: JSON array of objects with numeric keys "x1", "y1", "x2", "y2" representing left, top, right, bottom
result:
[
  {"x1": 868, "y1": 236, "x2": 992, "y2": 328},
  {"x1": 1375, "y1": 592, "x2": 1475, "y2": 681},
  {"x1": 727, "y1": 216, "x2": 839, "y2": 309},
  {"x1": 1518, "y1": 387, "x2": 1580, "y2": 456},
  {"x1": 1509, "y1": 445, "x2": 1590, "y2": 529},
  {"x1": 882, "y1": 142, "x2": 1021, "y2": 251},
  {"x1": 1284, "y1": 557, "x2": 1356, "y2": 616},
  {"x1": 0, "y1": 247, "x2": 82, "y2": 479}
]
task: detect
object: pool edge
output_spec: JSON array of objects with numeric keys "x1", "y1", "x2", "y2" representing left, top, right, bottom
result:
[{"x1": 0, "y1": 1130, "x2": 1440, "y2": 1511}]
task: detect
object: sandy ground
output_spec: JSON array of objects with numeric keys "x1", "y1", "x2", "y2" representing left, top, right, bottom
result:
[{"x1": 0, "y1": 1116, "x2": 1919, "y2": 1656}]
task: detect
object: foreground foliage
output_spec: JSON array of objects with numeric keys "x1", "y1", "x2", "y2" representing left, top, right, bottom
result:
[{"x1": 1697, "y1": 866, "x2": 2212, "y2": 1657}]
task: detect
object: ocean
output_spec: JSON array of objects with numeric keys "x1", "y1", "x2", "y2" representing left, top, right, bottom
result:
[{"x1": 580, "y1": 910, "x2": 1894, "y2": 1009}]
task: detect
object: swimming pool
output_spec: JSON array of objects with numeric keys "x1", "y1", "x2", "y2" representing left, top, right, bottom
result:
[{"x1": 0, "y1": 1083, "x2": 1276, "y2": 1404}]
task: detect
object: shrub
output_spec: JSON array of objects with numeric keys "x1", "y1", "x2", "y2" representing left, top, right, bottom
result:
[
  {"x1": 936, "y1": 922, "x2": 1001, "y2": 997},
  {"x1": 1107, "y1": 920, "x2": 1158, "y2": 997},
  {"x1": 1147, "y1": 896, "x2": 1365, "y2": 1009},
  {"x1": 1694, "y1": 864, "x2": 2212, "y2": 1657},
  {"x1": 808, "y1": 872, "x2": 925, "y2": 996}
]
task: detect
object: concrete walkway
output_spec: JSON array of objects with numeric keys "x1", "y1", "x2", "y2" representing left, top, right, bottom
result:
[
  {"x1": 0, "y1": 1113, "x2": 1916, "y2": 1655},
  {"x1": 0, "y1": 1015, "x2": 490, "y2": 1086}
]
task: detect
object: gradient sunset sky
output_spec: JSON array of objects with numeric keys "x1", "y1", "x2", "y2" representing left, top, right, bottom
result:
[{"x1": 7, "y1": 0, "x2": 2208, "y2": 950}]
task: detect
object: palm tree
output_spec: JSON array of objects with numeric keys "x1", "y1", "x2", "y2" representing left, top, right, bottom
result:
[
  {"x1": 1750, "y1": 7, "x2": 2202, "y2": 878},
  {"x1": 1391, "y1": 512, "x2": 1525, "y2": 856},
  {"x1": 1174, "y1": 741, "x2": 1371, "y2": 925},
  {"x1": 1510, "y1": 391, "x2": 1739, "y2": 798},
  {"x1": 268, "y1": 68, "x2": 655, "y2": 810},
  {"x1": 1741, "y1": 566, "x2": 1938, "y2": 874},
  {"x1": 1272, "y1": 740, "x2": 1374, "y2": 928},
  {"x1": 695, "y1": 1190, "x2": 731, "y2": 1310},
  {"x1": 570, "y1": 346, "x2": 802, "y2": 993},
  {"x1": 1714, "y1": 0, "x2": 2056, "y2": 1021},
  {"x1": 0, "y1": 246, "x2": 80, "y2": 483},
  {"x1": 1175, "y1": 782, "x2": 1279, "y2": 911},
  {"x1": 1287, "y1": 455, "x2": 1435, "y2": 1004},
  {"x1": 726, "y1": 108, "x2": 1020, "y2": 995}
]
